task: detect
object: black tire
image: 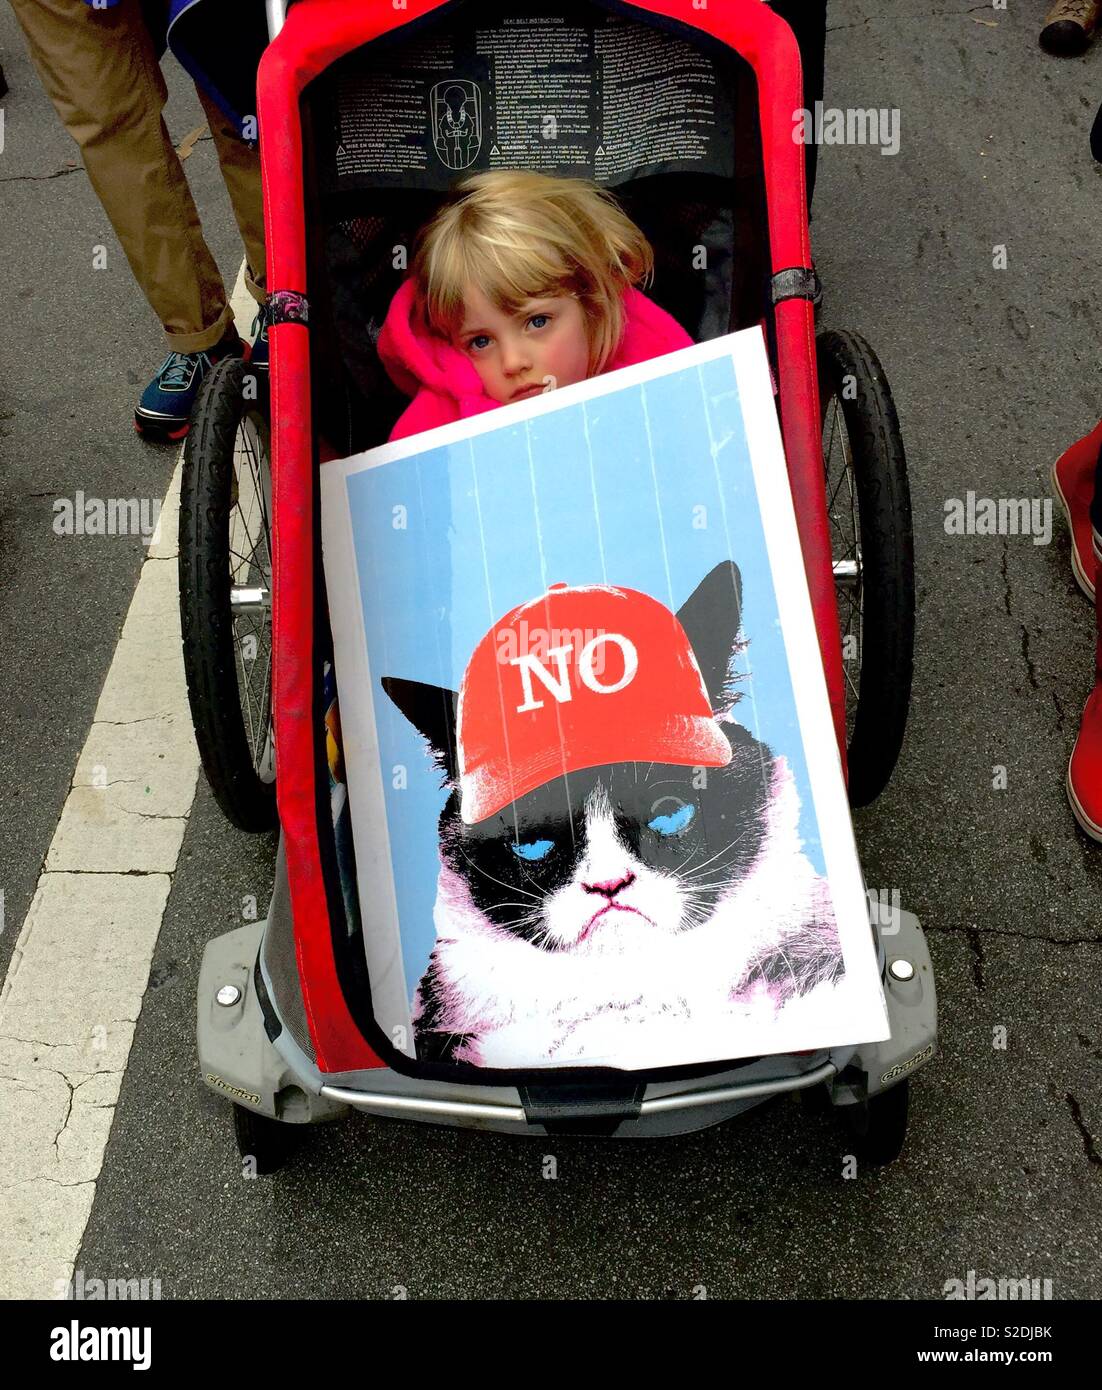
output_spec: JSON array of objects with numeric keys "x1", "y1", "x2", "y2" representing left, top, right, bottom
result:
[
  {"x1": 840, "y1": 1079, "x2": 910, "y2": 1166},
  {"x1": 232, "y1": 1103, "x2": 301, "y2": 1176},
  {"x1": 179, "y1": 357, "x2": 277, "y2": 832},
  {"x1": 816, "y1": 330, "x2": 914, "y2": 808}
]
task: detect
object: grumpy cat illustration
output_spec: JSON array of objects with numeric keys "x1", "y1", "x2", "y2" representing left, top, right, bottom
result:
[{"x1": 381, "y1": 560, "x2": 844, "y2": 1069}]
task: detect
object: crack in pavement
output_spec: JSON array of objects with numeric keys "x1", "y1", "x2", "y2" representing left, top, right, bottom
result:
[
  {"x1": 997, "y1": 536, "x2": 1041, "y2": 693},
  {"x1": 966, "y1": 926, "x2": 985, "y2": 992},
  {"x1": 91, "y1": 717, "x2": 174, "y2": 728},
  {"x1": 1065, "y1": 1093, "x2": 1101, "y2": 1168},
  {"x1": 827, "y1": 3, "x2": 994, "y2": 31},
  {"x1": 1052, "y1": 688, "x2": 1067, "y2": 734},
  {"x1": 54, "y1": 1078, "x2": 75, "y2": 1163},
  {"x1": 0, "y1": 1030, "x2": 133, "y2": 1053},
  {"x1": 40, "y1": 868, "x2": 164, "y2": 877},
  {"x1": 923, "y1": 922, "x2": 1102, "y2": 946},
  {"x1": 0, "y1": 165, "x2": 83, "y2": 184},
  {"x1": 0, "y1": 1175, "x2": 95, "y2": 1191}
]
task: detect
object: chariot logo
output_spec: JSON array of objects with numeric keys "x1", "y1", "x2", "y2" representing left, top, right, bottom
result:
[
  {"x1": 205, "y1": 1072, "x2": 262, "y2": 1105},
  {"x1": 49, "y1": 1321, "x2": 152, "y2": 1371},
  {"x1": 793, "y1": 102, "x2": 901, "y2": 156},
  {"x1": 880, "y1": 1043, "x2": 934, "y2": 1083},
  {"x1": 510, "y1": 632, "x2": 638, "y2": 713}
]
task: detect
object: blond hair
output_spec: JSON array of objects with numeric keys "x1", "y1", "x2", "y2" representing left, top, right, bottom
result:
[{"x1": 411, "y1": 171, "x2": 655, "y2": 376}]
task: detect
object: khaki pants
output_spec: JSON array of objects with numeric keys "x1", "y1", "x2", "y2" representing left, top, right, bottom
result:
[{"x1": 9, "y1": 0, "x2": 266, "y2": 352}]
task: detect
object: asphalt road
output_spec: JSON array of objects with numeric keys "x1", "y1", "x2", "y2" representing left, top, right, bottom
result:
[{"x1": 1, "y1": 0, "x2": 1100, "y2": 1300}]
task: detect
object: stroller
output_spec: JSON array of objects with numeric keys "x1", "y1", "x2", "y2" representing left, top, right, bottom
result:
[{"x1": 182, "y1": 0, "x2": 936, "y2": 1172}]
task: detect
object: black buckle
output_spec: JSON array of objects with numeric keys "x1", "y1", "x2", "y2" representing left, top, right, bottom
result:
[
  {"x1": 520, "y1": 1080, "x2": 645, "y2": 1134},
  {"x1": 771, "y1": 267, "x2": 823, "y2": 307},
  {"x1": 267, "y1": 289, "x2": 309, "y2": 327}
]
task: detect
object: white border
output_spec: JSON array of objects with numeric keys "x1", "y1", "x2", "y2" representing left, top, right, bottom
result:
[
  {"x1": 320, "y1": 474, "x2": 412, "y2": 1053},
  {"x1": 733, "y1": 339, "x2": 888, "y2": 1044}
]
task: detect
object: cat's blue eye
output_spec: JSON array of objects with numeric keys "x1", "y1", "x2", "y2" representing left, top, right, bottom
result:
[
  {"x1": 648, "y1": 803, "x2": 696, "y2": 836},
  {"x1": 511, "y1": 838, "x2": 554, "y2": 862}
]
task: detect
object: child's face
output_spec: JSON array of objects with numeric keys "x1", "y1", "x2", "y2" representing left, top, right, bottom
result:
[{"x1": 452, "y1": 285, "x2": 591, "y2": 404}]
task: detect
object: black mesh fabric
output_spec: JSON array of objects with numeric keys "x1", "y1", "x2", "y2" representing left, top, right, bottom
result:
[{"x1": 301, "y1": 0, "x2": 771, "y2": 455}]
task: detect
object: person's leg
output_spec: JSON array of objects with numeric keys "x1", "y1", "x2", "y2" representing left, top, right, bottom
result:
[
  {"x1": 1040, "y1": 0, "x2": 1102, "y2": 56},
  {"x1": 192, "y1": 80, "x2": 267, "y2": 306},
  {"x1": 1066, "y1": 434, "x2": 1102, "y2": 840},
  {"x1": 8, "y1": 0, "x2": 235, "y2": 353},
  {"x1": 1052, "y1": 417, "x2": 1102, "y2": 599},
  {"x1": 1090, "y1": 434, "x2": 1102, "y2": 563},
  {"x1": 1067, "y1": 569, "x2": 1102, "y2": 841}
]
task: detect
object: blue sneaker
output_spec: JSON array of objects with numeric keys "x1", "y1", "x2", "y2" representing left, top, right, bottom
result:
[
  {"x1": 134, "y1": 328, "x2": 245, "y2": 441},
  {"x1": 247, "y1": 299, "x2": 273, "y2": 370}
]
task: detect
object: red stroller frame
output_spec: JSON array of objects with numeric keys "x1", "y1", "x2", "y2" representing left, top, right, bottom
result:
[{"x1": 257, "y1": 0, "x2": 844, "y2": 1079}]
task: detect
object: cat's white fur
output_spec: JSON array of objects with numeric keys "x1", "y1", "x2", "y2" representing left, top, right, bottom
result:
[{"x1": 415, "y1": 754, "x2": 850, "y2": 1069}]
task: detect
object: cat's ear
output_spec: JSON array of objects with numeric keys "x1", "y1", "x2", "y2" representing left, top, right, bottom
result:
[
  {"x1": 675, "y1": 560, "x2": 745, "y2": 713},
  {"x1": 380, "y1": 676, "x2": 460, "y2": 785}
]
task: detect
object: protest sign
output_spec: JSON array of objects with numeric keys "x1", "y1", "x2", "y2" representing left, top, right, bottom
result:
[{"x1": 321, "y1": 328, "x2": 889, "y2": 1071}]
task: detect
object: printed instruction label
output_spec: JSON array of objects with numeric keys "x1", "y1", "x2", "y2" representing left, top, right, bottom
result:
[{"x1": 327, "y1": 11, "x2": 733, "y2": 191}]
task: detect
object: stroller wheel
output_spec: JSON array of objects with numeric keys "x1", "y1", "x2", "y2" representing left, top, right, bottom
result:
[
  {"x1": 816, "y1": 330, "x2": 915, "y2": 807},
  {"x1": 232, "y1": 1103, "x2": 301, "y2": 1176},
  {"x1": 179, "y1": 357, "x2": 277, "y2": 832},
  {"x1": 840, "y1": 1079, "x2": 910, "y2": 1167}
]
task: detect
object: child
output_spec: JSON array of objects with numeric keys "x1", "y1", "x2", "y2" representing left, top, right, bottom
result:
[{"x1": 377, "y1": 170, "x2": 694, "y2": 442}]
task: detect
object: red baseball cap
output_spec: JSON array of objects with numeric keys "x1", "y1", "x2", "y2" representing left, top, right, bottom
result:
[{"x1": 457, "y1": 581, "x2": 733, "y2": 824}]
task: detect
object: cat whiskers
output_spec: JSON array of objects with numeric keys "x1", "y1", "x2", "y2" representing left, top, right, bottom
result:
[
  {"x1": 679, "y1": 829, "x2": 751, "y2": 881},
  {"x1": 481, "y1": 901, "x2": 551, "y2": 943},
  {"x1": 455, "y1": 848, "x2": 544, "y2": 903},
  {"x1": 677, "y1": 885, "x2": 728, "y2": 930}
]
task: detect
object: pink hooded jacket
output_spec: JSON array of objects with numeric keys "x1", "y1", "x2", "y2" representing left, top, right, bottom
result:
[{"x1": 378, "y1": 278, "x2": 695, "y2": 442}]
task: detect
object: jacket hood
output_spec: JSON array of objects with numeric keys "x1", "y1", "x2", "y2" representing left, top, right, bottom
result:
[{"x1": 378, "y1": 278, "x2": 695, "y2": 441}]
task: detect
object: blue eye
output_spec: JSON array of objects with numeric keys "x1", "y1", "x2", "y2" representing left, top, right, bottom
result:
[
  {"x1": 648, "y1": 803, "x2": 696, "y2": 836},
  {"x1": 511, "y1": 838, "x2": 554, "y2": 862},
  {"x1": 528, "y1": 314, "x2": 550, "y2": 330},
  {"x1": 468, "y1": 334, "x2": 491, "y2": 352}
]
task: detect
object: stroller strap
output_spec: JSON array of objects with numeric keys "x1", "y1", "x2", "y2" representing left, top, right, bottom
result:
[{"x1": 771, "y1": 267, "x2": 823, "y2": 307}]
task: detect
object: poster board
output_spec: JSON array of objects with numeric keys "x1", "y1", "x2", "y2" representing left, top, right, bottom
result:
[{"x1": 320, "y1": 329, "x2": 889, "y2": 1071}]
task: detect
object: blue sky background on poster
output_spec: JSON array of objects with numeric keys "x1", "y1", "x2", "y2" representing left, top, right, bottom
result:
[{"x1": 345, "y1": 352, "x2": 821, "y2": 998}]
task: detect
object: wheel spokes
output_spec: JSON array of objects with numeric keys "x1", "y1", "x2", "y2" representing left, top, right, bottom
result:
[
  {"x1": 823, "y1": 391, "x2": 863, "y2": 742},
  {"x1": 228, "y1": 411, "x2": 274, "y2": 781}
]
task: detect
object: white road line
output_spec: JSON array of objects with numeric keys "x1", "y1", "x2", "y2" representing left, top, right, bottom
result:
[{"x1": 0, "y1": 266, "x2": 255, "y2": 1300}]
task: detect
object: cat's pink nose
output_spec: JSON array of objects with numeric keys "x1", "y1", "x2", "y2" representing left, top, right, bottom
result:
[{"x1": 583, "y1": 872, "x2": 636, "y2": 898}]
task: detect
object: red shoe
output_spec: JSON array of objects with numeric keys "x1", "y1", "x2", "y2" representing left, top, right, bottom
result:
[
  {"x1": 1052, "y1": 419, "x2": 1102, "y2": 600},
  {"x1": 1068, "y1": 685, "x2": 1102, "y2": 841}
]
